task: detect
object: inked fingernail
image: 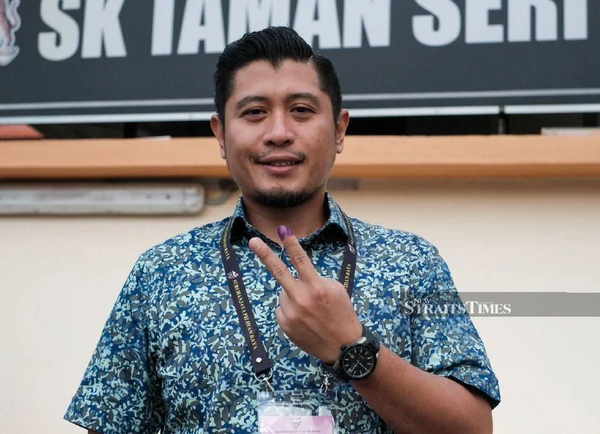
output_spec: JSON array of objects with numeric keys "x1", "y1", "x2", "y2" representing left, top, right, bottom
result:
[{"x1": 277, "y1": 225, "x2": 293, "y2": 241}]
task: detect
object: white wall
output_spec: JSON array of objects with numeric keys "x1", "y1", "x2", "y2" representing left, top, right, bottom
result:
[{"x1": 1, "y1": 179, "x2": 599, "y2": 433}]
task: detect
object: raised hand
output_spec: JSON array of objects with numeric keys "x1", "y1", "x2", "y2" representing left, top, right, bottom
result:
[{"x1": 248, "y1": 226, "x2": 362, "y2": 364}]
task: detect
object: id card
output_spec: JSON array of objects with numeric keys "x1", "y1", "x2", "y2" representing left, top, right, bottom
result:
[
  {"x1": 260, "y1": 415, "x2": 334, "y2": 434},
  {"x1": 257, "y1": 390, "x2": 339, "y2": 434}
]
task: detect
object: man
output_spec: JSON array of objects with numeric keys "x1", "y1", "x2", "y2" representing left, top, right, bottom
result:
[{"x1": 65, "y1": 27, "x2": 500, "y2": 433}]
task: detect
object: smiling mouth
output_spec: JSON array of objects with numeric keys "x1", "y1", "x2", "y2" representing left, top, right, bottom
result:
[
  {"x1": 255, "y1": 152, "x2": 307, "y2": 168},
  {"x1": 263, "y1": 161, "x2": 301, "y2": 167}
]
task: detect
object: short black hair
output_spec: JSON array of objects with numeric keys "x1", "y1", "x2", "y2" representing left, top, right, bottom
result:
[{"x1": 214, "y1": 26, "x2": 342, "y2": 125}]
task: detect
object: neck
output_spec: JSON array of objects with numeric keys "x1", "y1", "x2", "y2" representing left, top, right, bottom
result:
[{"x1": 242, "y1": 192, "x2": 328, "y2": 243}]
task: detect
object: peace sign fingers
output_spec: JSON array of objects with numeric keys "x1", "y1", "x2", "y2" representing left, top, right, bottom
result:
[
  {"x1": 248, "y1": 236, "x2": 298, "y2": 290},
  {"x1": 277, "y1": 226, "x2": 320, "y2": 283}
]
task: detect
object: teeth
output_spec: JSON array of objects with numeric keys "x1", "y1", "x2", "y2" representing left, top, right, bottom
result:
[{"x1": 270, "y1": 162, "x2": 296, "y2": 166}]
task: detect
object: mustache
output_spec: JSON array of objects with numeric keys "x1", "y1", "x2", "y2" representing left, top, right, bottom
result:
[{"x1": 252, "y1": 150, "x2": 307, "y2": 163}]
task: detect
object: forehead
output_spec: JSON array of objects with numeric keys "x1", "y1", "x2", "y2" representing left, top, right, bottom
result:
[{"x1": 227, "y1": 60, "x2": 326, "y2": 106}]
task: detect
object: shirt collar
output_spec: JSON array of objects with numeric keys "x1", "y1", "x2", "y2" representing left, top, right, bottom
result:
[{"x1": 228, "y1": 193, "x2": 350, "y2": 244}]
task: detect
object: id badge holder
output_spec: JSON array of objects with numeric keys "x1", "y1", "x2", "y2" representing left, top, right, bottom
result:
[{"x1": 257, "y1": 389, "x2": 340, "y2": 434}]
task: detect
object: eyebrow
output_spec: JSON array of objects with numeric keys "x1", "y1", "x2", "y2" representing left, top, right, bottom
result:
[
  {"x1": 234, "y1": 93, "x2": 322, "y2": 111},
  {"x1": 287, "y1": 92, "x2": 321, "y2": 108},
  {"x1": 235, "y1": 95, "x2": 269, "y2": 111}
]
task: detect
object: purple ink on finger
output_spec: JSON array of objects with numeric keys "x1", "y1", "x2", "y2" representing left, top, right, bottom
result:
[{"x1": 277, "y1": 225, "x2": 293, "y2": 241}]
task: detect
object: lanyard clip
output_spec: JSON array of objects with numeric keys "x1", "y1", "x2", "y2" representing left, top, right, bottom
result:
[
  {"x1": 255, "y1": 370, "x2": 274, "y2": 394},
  {"x1": 319, "y1": 366, "x2": 334, "y2": 394}
]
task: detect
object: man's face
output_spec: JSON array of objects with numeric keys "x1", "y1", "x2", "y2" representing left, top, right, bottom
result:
[{"x1": 211, "y1": 60, "x2": 349, "y2": 209}]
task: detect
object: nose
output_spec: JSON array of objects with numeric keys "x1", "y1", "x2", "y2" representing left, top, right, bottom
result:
[{"x1": 263, "y1": 111, "x2": 294, "y2": 147}]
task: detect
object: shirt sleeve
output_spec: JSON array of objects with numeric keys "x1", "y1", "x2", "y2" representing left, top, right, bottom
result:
[
  {"x1": 409, "y1": 248, "x2": 501, "y2": 409},
  {"x1": 64, "y1": 257, "x2": 164, "y2": 433}
]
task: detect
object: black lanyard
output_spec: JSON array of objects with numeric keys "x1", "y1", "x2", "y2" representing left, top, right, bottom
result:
[{"x1": 220, "y1": 210, "x2": 357, "y2": 379}]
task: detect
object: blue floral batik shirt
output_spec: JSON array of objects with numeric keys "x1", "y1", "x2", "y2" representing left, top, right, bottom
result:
[{"x1": 65, "y1": 194, "x2": 500, "y2": 433}]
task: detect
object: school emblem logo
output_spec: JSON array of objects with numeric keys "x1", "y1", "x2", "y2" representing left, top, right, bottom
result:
[
  {"x1": 0, "y1": 0, "x2": 21, "y2": 66},
  {"x1": 291, "y1": 418, "x2": 302, "y2": 429},
  {"x1": 227, "y1": 271, "x2": 239, "y2": 280}
]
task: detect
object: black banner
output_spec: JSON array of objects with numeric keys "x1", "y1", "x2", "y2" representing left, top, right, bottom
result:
[
  {"x1": 1, "y1": 0, "x2": 599, "y2": 124},
  {"x1": 416, "y1": 292, "x2": 600, "y2": 317}
]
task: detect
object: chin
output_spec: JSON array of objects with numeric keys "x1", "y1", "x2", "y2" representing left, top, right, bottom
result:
[{"x1": 252, "y1": 187, "x2": 320, "y2": 209}]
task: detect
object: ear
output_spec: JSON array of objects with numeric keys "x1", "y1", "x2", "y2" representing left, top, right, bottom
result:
[
  {"x1": 335, "y1": 109, "x2": 350, "y2": 154},
  {"x1": 210, "y1": 114, "x2": 226, "y2": 159}
]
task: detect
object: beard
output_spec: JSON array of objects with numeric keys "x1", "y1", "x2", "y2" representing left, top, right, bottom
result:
[
  {"x1": 229, "y1": 149, "x2": 333, "y2": 209},
  {"x1": 251, "y1": 185, "x2": 321, "y2": 209}
]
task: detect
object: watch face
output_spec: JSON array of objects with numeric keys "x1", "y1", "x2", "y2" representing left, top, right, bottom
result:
[{"x1": 341, "y1": 346, "x2": 376, "y2": 379}]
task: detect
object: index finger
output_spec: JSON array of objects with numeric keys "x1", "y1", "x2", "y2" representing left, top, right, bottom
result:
[
  {"x1": 278, "y1": 226, "x2": 318, "y2": 282},
  {"x1": 248, "y1": 237, "x2": 298, "y2": 290}
]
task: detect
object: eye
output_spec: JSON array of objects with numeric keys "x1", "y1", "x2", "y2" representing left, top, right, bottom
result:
[
  {"x1": 243, "y1": 108, "x2": 266, "y2": 117},
  {"x1": 292, "y1": 106, "x2": 315, "y2": 115}
]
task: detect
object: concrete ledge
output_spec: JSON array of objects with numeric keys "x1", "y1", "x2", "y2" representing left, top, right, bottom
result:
[{"x1": 1, "y1": 135, "x2": 600, "y2": 180}]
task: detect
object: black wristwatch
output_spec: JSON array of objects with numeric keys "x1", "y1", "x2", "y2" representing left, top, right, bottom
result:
[{"x1": 322, "y1": 324, "x2": 381, "y2": 382}]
